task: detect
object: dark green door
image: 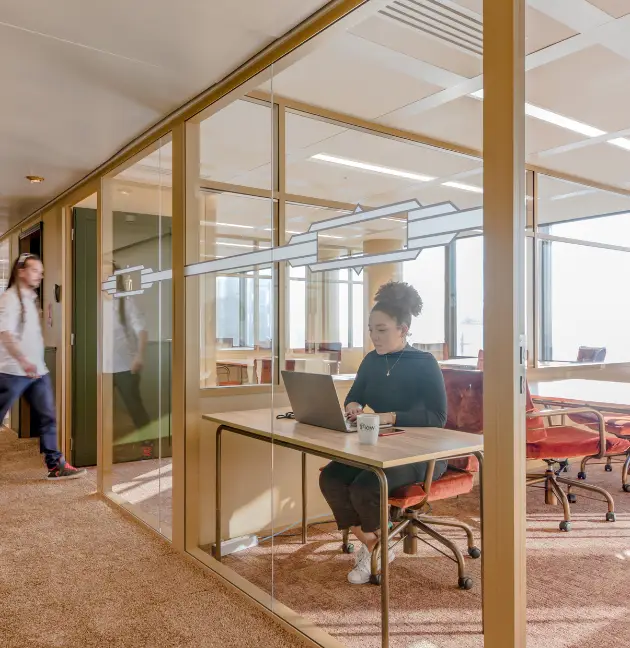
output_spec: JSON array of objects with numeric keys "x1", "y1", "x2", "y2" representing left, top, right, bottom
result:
[{"x1": 72, "y1": 208, "x2": 98, "y2": 467}]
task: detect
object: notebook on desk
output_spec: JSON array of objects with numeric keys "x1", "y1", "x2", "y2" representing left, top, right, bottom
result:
[{"x1": 282, "y1": 371, "x2": 393, "y2": 433}]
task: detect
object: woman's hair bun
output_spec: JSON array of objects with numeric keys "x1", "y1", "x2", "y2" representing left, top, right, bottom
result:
[{"x1": 374, "y1": 281, "x2": 422, "y2": 318}]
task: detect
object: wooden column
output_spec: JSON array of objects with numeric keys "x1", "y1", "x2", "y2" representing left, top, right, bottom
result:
[{"x1": 482, "y1": 1, "x2": 527, "y2": 647}]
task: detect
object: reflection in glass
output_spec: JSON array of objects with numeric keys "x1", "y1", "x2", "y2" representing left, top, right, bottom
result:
[{"x1": 103, "y1": 137, "x2": 173, "y2": 539}]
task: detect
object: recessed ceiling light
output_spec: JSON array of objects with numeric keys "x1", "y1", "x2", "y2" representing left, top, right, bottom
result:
[
  {"x1": 118, "y1": 189, "x2": 131, "y2": 196},
  {"x1": 26, "y1": 175, "x2": 44, "y2": 184},
  {"x1": 311, "y1": 154, "x2": 434, "y2": 182},
  {"x1": 217, "y1": 241, "x2": 270, "y2": 249},
  {"x1": 470, "y1": 90, "x2": 630, "y2": 150},
  {"x1": 443, "y1": 181, "x2": 484, "y2": 194},
  {"x1": 608, "y1": 137, "x2": 630, "y2": 151},
  {"x1": 201, "y1": 221, "x2": 254, "y2": 229}
]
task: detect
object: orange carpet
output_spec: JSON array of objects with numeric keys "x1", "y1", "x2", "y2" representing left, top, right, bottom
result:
[
  {"x1": 0, "y1": 428, "x2": 306, "y2": 648},
  {"x1": 226, "y1": 464, "x2": 630, "y2": 648}
]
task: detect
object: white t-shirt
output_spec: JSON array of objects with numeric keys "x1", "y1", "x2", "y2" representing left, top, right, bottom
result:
[
  {"x1": 0, "y1": 287, "x2": 48, "y2": 376},
  {"x1": 102, "y1": 296, "x2": 146, "y2": 374}
]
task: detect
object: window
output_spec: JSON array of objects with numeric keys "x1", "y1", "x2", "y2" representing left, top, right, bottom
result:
[
  {"x1": 541, "y1": 240, "x2": 630, "y2": 363},
  {"x1": 455, "y1": 236, "x2": 483, "y2": 358},
  {"x1": 287, "y1": 265, "x2": 364, "y2": 351},
  {"x1": 403, "y1": 247, "x2": 446, "y2": 346}
]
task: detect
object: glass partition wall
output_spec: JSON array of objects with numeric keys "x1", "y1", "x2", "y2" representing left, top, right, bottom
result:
[{"x1": 100, "y1": 137, "x2": 173, "y2": 538}]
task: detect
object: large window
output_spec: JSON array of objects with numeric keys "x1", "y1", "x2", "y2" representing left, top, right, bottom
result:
[
  {"x1": 455, "y1": 236, "x2": 483, "y2": 358},
  {"x1": 541, "y1": 240, "x2": 630, "y2": 362},
  {"x1": 403, "y1": 246, "x2": 446, "y2": 347},
  {"x1": 538, "y1": 174, "x2": 630, "y2": 364}
]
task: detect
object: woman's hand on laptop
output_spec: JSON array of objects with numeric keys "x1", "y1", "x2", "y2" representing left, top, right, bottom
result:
[{"x1": 345, "y1": 402, "x2": 363, "y2": 422}]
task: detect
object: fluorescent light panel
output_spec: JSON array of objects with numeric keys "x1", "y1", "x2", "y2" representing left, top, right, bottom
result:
[
  {"x1": 201, "y1": 221, "x2": 254, "y2": 229},
  {"x1": 311, "y1": 153, "x2": 435, "y2": 182},
  {"x1": 442, "y1": 181, "x2": 483, "y2": 194},
  {"x1": 471, "y1": 89, "x2": 630, "y2": 151}
]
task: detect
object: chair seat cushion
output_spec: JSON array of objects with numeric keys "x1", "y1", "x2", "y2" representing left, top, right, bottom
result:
[
  {"x1": 448, "y1": 455, "x2": 479, "y2": 471},
  {"x1": 388, "y1": 468, "x2": 474, "y2": 509},
  {"x1": 526, "y1": 425, "x2": 630, "y2": 459}
]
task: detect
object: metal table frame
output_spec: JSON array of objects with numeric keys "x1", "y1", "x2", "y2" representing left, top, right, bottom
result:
[{"x1": 214, "y1": 423, "x2": 484, "y2": 648}]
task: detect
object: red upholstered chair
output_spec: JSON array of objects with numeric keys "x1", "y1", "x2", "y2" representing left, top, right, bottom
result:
[
  {"x1": 343, "y1": 368, "x2": 483, "y2": 589},
  {"x1": 525, "y1": 385, "x2": 630, "y2": 531},
  {"x1": 557, "y1": 408, "x2": 630, "y2": 493}
]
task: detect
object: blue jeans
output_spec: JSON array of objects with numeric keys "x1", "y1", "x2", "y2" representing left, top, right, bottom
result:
[{"x1": 0, "y1": 373, "x2": 62, "y2": 469}]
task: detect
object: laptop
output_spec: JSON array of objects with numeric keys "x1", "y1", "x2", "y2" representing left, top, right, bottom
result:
[{"x1": 281, "y1": 371, "x2": 392, "y2": 433}]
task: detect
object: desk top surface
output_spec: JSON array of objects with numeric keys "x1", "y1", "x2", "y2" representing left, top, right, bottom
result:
[
  {"x1": 203, "y1": 409, "x2": 483, "y2": 469},
  {"x1": 530, "y1": 379, "x2": 630, "y2": 410}
]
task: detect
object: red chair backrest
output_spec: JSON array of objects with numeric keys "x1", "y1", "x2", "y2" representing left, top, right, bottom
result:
[
  {"x1": 442, "y1": 367, "x2": 547, "y2": 443},
  {"x1": 442, "y1": 368, "x2": 484, "y2": 434},
  {"x1": 524, "y1": 383, "x2": 548, "y2": 442}
]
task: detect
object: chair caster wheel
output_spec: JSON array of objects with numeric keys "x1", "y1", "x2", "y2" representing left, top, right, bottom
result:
[
  {"x1": 577, "y1": 471, "x2": 587, "y2": 480},
  {"x1": 342, "y1": 543, "x2": 355, "y2": 554},
  {"x1": 468, "y1": 546, "x2": 481, "y2": 559},
  {"x1": 606, "y1": 512, "x2": 616, "y2": 522},
  {"x1": 567, "y1": 494, "x2": 577, "y2": 504},
  {"x1": 605, "y1": 464, "x2": 613, "y2": 472},
  {"x1": 370, "y1": 574, "x2": 381, "y2": 585},
  {"x1": 458, "y1": 577, "x2": 473, "y2": 590},
  {"x1": 559, "y1": 521, "x2": 572, "y2": 532},
  {"x1": 623, "y1": 484, "x2": 630, "y2": 493}
]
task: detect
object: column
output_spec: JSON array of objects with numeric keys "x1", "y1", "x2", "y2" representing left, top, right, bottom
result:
[{"x1": 483, "y1": 1, "x2": 527, "y2": 647}]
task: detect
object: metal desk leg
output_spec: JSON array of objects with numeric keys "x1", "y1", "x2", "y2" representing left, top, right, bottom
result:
[
  {"x1": 301, "y1": 452, "x2": 308, "y2": 544},
  {"x1": 474, "y1": 451, "x2": 484, "y2": 632},
  {"x1": 371, "y1": 467, "x2": 389, "y2": 648},
  {"x1": 215, "y1": 425, "x2": 223, "y2": 562}
]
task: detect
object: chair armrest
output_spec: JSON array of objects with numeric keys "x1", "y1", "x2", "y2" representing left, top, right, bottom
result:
[{"x1": 528, "y1": 407, "x2": 607, "y2": 457}]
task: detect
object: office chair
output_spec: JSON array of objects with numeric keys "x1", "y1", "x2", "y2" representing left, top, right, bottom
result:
[
  {"x1": 525, "y1": 384, "x2": 629, "y2": 531},
  {"x1": 577, "y1": 346, "x2": 607, "y2": 363},
  {"x1": 559, "y1": 408, "x2": 630, "y2": 493},
  {"x1": 343, "y1": 368, "x2": 482, "y2": 589}
]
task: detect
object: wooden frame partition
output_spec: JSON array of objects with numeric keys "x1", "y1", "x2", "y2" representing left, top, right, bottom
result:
[
  {"x1": 482, "y1": 1, "x2": 527, "y2": 646},
  {"x1": 3, "y1": 1, "x2": 621, "y2": 647}
]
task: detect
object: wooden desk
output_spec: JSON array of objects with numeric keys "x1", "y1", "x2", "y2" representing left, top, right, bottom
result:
[
  {"x1": 203, "y1": 409, "x2": 484, "y2": 648},
  {"x1": 439, "y1": 358, "x2": 478, "y2": 369},
  {"x1": 531, "y1": 379, "x2": 630, "y2": 414}
]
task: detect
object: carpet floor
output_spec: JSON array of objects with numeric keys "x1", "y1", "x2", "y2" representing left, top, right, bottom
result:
[
  {"x1": 225, "y1": 463, "x2": 630, "y2": 648},
  {"x1": 0, "y1": 428, "x2": 307, "y2": 648}
]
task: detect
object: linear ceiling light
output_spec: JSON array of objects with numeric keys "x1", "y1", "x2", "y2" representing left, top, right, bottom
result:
[
  {"x1": 442, "y1": 181, "x2": 483, "y2": 194},
  {"x1": 311, "y1": 153, "x2": 435, "y2": 182},
  {"x1": 471, "y1": 89, "x2": 630, "y2": 151},
  {"x1": 201, "y1": 221, "x2": 254, "y2": 229}
]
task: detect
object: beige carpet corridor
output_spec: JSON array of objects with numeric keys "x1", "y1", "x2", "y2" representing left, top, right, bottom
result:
[{"x1": 0, "y1": 428, "x2": 306, "y2": 648}]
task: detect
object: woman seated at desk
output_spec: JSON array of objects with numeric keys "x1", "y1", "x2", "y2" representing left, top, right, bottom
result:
[{"x1": 319, "y1": 281, "x2": 447, "y2": 585}]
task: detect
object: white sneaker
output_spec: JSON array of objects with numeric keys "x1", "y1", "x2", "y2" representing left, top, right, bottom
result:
[{"x1": 347, "y1": 544, "x2": 396, "y2": 585}]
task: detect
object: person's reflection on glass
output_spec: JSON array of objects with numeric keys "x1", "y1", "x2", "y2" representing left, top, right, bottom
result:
[{"x1": 107, "y1": 264, "x2": 153, "y2": 460}]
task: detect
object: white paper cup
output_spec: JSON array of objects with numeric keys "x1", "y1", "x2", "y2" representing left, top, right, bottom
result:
[{"x1": 357, "y1": 413, "x2": 380, "y2": 445}]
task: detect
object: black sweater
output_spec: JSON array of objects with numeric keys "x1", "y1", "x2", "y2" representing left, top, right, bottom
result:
[{"x1": 345, "y1": 345, "x2": 447, "y2": 428}]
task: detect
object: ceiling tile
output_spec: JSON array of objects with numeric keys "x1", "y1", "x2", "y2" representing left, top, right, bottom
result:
[
  {"x1": 586, "y1": 0, "x2": 630, "y2": 19},
  {"x1": 526, "y1": 44, "x2": 630, "y2": 133}
]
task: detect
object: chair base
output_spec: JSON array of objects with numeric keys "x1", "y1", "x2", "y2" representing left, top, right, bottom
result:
[
  {"x1": 527, "y1": 461, "x2": 616, "y2": 531},
  {"x1": 579, "y1": 449, "x2": 630, "y2": 492},
  {"x1": 343, "y1": 511, "x2": 480, "y2": 589}
]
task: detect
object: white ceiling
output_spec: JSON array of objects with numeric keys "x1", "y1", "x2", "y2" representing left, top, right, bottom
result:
[
  {"x1": 0, "y1": 0, "x2": 330, "y2": 231},
  {"x1": 12, "y1": 0, "x2": 630, "y2": 241}
]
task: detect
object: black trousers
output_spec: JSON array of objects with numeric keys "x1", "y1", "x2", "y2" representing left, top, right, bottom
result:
[
  {"x1": 113, "y1": 371, "x2": 151, "y2": 432},
  {"x1": 319, "y1": 460, "x2": 448, "y2": 533}
]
